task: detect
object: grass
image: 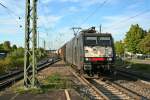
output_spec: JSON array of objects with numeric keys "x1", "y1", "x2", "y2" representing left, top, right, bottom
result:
[
  {"x1": 40, "y1": 73, "x2": 72, "y2": 93},
  {"x1": 15, "y1": 73, "x2": 72, "y2": 94},
  {"x1": 15, "y1": 87, "x2": 43, "y2": 94},
  {"x1": 145, "y1": 58, "x2": 150, "y2": 60},
  {"x1": 115, "y1": 58, "x2": 150, "y2": 73},
  {"x1": 114, "y1": 58, "x2": 129, "y2": 67},
  {"x1": 130, "y1": 63, "x2": 150, "y2": 73}
]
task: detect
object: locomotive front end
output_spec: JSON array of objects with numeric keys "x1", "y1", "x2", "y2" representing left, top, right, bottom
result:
[{"x1": 83, "y1": 34, "x2": 114, "y2": 76}]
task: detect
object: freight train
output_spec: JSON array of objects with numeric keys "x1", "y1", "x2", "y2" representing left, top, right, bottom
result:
[{"x1": 58, "y1": 27, "x2": 115, "y2": 77}]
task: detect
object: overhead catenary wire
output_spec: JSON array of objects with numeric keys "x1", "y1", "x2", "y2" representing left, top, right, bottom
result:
[
  {"x1": 38, "y1": 1, "x2": 67, "y2": 49},
  {"x1": 38, "y1": 0, "x2": 51, "y2": 33},
  {"x1": 0, "y1": 1, "x2": 22, "y2": 27},
  {"x1": 80, "y1": 0, "x2": 109, "y2": 27},
  {"x1": 0, "y1": 1, "x2": 7, "y2": 8},
  {"x1": 0, "y1": 1, "x2": 21, "y2": 18},
  {"x1": 104, "y1": 9, "x2": 150, "y2": 31},
  {"x1": 38, "y1": 0, "x2": 109, "y2": 48},
  {"x1": 38, "y1": 0, "x2": 56, "y2": 49}
]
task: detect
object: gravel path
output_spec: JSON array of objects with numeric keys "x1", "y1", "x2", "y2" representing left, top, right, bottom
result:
[{"x1": 0, "y1": 61, "x2": 82, "y2": 100}]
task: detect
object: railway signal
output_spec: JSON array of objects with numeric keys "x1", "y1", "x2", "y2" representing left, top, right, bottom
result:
[{"x1": 24, "y1": 0, "x2": 38, "y2": 88}]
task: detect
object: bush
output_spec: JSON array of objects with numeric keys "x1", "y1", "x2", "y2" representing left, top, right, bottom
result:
[
  {"x1": 0, "y1": 47, "x2": 47, "y2": 74},
  {"x1": 9, "y1": 57, "x2": 24, "y2": 69},
  {"x1": 8, "y1": 48, "x2": 24, "y2": 59},
  {"x1": 0, "y1": 48, "x2": 24, "y2": 74},
  {"x1": 131, "y1": 63, "x2": 150, "y2": 73},
  {"x1": 37, "y1": 48, "x2": 47, "y2": 61},
  {"x1": 0, "y1": 58, "x2": 12, "y2": 73},
  {"x1": 0, "y1": 60, "x2": 6, "y2": 73}
]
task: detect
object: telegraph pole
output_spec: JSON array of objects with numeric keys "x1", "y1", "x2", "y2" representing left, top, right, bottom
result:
[{"x1": 24, "y1": 0, "x2": 38, "y2": 88}]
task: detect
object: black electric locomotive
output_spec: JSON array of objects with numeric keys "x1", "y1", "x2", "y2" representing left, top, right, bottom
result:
[{"x1": 58, "y1": 27, "x2": 115, "y2": 77}]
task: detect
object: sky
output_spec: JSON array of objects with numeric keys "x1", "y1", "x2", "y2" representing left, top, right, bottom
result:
[{"x1": 0, "y1": 0, "x2": 150, "y2": 49}]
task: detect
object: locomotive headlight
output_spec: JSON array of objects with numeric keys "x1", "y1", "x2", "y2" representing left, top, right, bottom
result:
[
  {"x1": 107, "y1": 58, "x2": 112, "y2": 61},
  {"x1": 85, "y1": 58, "x2": 89, "y2": 61},
  {"x1": 108, "y1": 52, "x2": 112, "y2": 55}
]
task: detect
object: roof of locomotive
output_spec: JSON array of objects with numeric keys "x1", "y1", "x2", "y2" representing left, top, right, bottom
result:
[
  {"x1": 78, "y1": 27, "x2": 112, "y2": 37},
  {"x1": 60, "y1": 27, "x2": 113, "y2": 49},
  {"x1": 80, "y1": 32, "x2": 112, "y2": 37}
]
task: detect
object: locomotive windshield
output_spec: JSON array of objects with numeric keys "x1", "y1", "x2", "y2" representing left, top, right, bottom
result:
[
  {"x1": 84, "y1": 36, "x2": 111, "y2": 46},
  {"x1": 85, "y1": 37, "x2": 97, "y2": 45}
]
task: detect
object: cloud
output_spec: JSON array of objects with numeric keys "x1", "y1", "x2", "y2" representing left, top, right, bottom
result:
[
  {"x1": 41, "y1": 0, "x2": 53, "y2": 4},
  {"x1": 60, "y1": 0, "x2": 120, "y2": 6},
  {"x1": 0, "y1": 0, "x2": 25, "y2": 34},
  {"x1": 0, "y1": 0, "x2": 25, "y2": 16},
  {"x1": 102, "y1": 11, "x2": 150, "y2": 41},
  {"x1": 68, "y1": 6, "x2": 79, "y2": 12},
  {"x1": 0, "y1": 15, "x2": 23, "y2": 34},
  {"x1": 0, "y1": 0, "x2": 149, "y2": 48},
  {"x1": 60, "y1": 0, "x2": 79, "y2": 3},
  {"x1": 46, "y1": 26, "x2": 75, "y2": 49},
  {"x1": 38, "y1": 15, "x2": 62, "y2": 29},
  {"x1": 0, "y1": 0, "x2": 63, "y2": 48}
]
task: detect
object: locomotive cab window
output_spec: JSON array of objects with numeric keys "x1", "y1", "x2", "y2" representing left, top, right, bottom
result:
[
  {"x1": 85, "y1": 37, "x2": 97, "y2": 45},
  {"x1": 97, "y1": 37, "x2": 111, "y2": 46},
  {"x1": 84, "y1": 36, "x2": 111, "y2": 46}
]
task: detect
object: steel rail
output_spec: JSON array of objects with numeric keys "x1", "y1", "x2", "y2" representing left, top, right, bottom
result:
[
  {"x1": 70, "y1": 68, "x2": 109, "y2": 100},
  {"x1": 93, "y1": 79, "x2": 142, "y2": 100},
  {"x1": 0, "y1": 58, "x2": 61, "y2": 91}
]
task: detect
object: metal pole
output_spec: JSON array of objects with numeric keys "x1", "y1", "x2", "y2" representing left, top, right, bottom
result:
[
  {"x1": 24, "y1": 0, "x2": 31, "y2": 88},
  {"x1": 71, "y1": 27, "x2": 81, "y2": 37},
  {"x1": 38, "y1": 31, "x2": 39, "y2": 48},
  {"x1": 44, "y1": 40, "x2": 46, "y2": 50},
  {"x1": 99, "y1": 25, "x2": 102, "y2": 34},
  {"x1": 24, "y1": 0, "x2": 38, "y2": 88},
  {"x1": 32, "y1": 0, "x2": 38, "y2": 87}
]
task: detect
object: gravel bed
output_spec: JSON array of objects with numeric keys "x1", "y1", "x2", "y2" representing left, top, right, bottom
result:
[
  {"x1": 115, "y1": 80, "x2": 150, "y2": 99},
  {"x1": 71, "y1": 76, "x2": 100, "y2": 99}
]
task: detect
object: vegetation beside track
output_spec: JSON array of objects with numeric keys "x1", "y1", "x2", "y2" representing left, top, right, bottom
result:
[
  {"x1": 41, "y1": 73, "x2": 71, "y2": 91},
  {"x1": 15, "y1": 73, "x2": 72, "y2": 94},
  {"x1": 127, "y1": 61, "x2": 150, "y2": 73},
  {"x1": 0, "y1": 47, "x2": 47, "y2": 74},
  {"x1": 115, "y1": 24, "x2": 150, "y2": 57},
  {"x1": 115, "y1": 58, "x2": 150, "y2": 73}
]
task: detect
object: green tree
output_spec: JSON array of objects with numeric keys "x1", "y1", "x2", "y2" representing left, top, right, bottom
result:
[
  {"x1": 115, "y1": 41, "x2": 125, "y2": 57},
  {"x1": 137, "y1": 34, "x2": 150, "y2": 54},
  {"x1": 0, "y1": 43, "x2": 3, "y2": 50},
  {"x1": 148, "y1": 29, "x2": 150, "y2": 33},
  {"x1": 125, "y1": 24, "x2": 146, "y2": 54},
  {"x1": 8, "y1": 47, "x2": 24, "y2": 59},
  {"x1": 3, "y1": 41, "x2": 11, "y2": 51},
  {"x1": 37, "y1": 48, "x2": 47, "y2": 61},
  {"x1": 12, "y1": 45, "x2": 17, "y2": 50}
]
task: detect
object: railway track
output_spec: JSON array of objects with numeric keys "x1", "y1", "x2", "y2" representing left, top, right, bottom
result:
[
  {"x1": 90, "y1": 79, "x2": 142, "y2": 100},
  {"x1": 0, "y1": 72, "x2": 23, "y2": 90},
  {"x1": 116, "y1": 68, "x2": 150, "y2": 81},
  {"x1": 113, "y1": 68, "x2": 150, "y2": 99},
  {"x1": 70, "y1": 67, "x2": 144, "y2": 100},
  {"x1": 70, "y1": 68, "x2": 109, "y2": 100},
  {"x1": 0, "y1": 70, "x2": 23, "y2": 81},
  {"x1": 0, "y1": 57, "x2": 61, "y2": 91}
]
